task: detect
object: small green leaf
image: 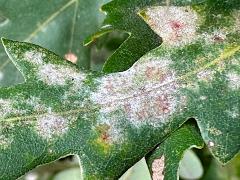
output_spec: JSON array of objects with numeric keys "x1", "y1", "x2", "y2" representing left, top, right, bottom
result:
[{"x1": 146, "y1": 123, "x2": 204, "y2": 180}]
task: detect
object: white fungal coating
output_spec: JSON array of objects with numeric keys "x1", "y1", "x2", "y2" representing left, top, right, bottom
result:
[
  {"x1": 227, "y1": 72, "x2": 240, "y2": 90},
  {"x1": 202, "y1": 30, "x2": 227, "y2": 44},
  {"x1": 24, "y1": 51, "x2": 45, "y2": 65},
  {"x1": 36, "y1": 114, "x2": 69, "y2": 140},
  {"x1": 38, "y1": 64, "x2": 85, "y2": 86},
  {"x1": 25, "y1": 96, "x2": 47, "y2": 112},
  {"x1": 0, "y1": 135, "x2": 12, "y2": 149},
  {"x1": 143, "y1": 6, "x2": 198, "y2": 47},
  {"x1": 152, "y1": 156, "x2": 165, "y2": 180},
  {"x1": 226, "y1": 106, "x2": 239, "y2": 119},
  {"x1": 197, "y1": 69, "x2": 215, "y2": 82},
  {"x1": 0, "y1": 99, "x2": 13, "y2": 118},
  {"x1": 91, "y1": 56, "x2": 183, "y2": 127}
]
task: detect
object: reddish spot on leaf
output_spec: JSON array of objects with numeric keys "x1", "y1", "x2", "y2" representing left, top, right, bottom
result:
[{"x1": 170, "y1": 20, "x2": 184, "y2": 30}]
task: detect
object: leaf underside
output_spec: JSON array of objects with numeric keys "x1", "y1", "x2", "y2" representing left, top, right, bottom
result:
[{"x1": 0, "y1": 0, "x2": 240, "y2": 179}]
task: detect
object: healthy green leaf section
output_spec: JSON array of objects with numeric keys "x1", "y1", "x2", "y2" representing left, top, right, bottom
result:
[
  {"x1": 146, "y1": 123, "x2": 204, "y2": 180},
  {"x1": 0, "y1": 0, "x2": 108, "y2": 86}
]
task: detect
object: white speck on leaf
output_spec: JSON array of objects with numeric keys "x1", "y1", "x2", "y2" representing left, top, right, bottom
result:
[
  {"x1": 143, "y1": 6, "x2": 198, "y2": 47},
  {"x1": 0, "y1": 135, "x2": 12, "y2": 149},
  {"x1": 152, "y1": 156, "x2": 165, "y2": 180},
  {"x1": 208, "y1": 141, "x2": 215, "y2": 147},
  {"x1": 0, "y1": 99, "x2": 13, "y2": 118},
  {"x1": 36, "y1": 114, "x2": 69, "y2": 140},
  {"x1": 227, "y1": 72, "x2": 240, "y2": 90}
]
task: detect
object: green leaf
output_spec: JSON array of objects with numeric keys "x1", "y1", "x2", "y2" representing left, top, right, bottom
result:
[
  {"x1": 0, "y1": 2, "x2": 240, "y2": 178},
  {"x1": 146, "y1": 123, "x2": 204, "y2": 180},
  {"x1": 85, "y1": 0, "x2": 162, "y2": 73},
  {"x1": 0, "y1": 0, "x2": 108, "y2": 86}
]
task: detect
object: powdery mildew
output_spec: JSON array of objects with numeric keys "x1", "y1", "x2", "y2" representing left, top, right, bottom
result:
[
  {"x1": 202, "y1": 30, "x2": 227, "y2": 44},
  {"x1": 152, "y1": 156, "x2": 165, "y2": 180},
  {"x1": 143, "y1": 6, "x2": 198, "y2": 47},
  {"x1": 38, "y1": 64, "x2": 85, "y2": 86},
  {"x1": 227, "y1": 72, "x2": 240, "y2": 90},
  {"x1": 197, "y1": 69, "x2": 215, "y2": 82},
  {"x1": 0, "y1": 135, "x2": 12, "y2": 149},
  {"x1": 25, "y1": 96, "x2": 48, "y2": 112},
  {"x1": 226, "y1": 106, "x2": 239, "y2": 119},
  {"x1": 0, "y1": 99, "x2": 14, "y2": 118},
  {"x1": 91, "y1": 55, "x2": 184, "y2": 128},
  {"x1": 24, "y1": 51, "x2": 45, "y2": 65},
  {"x1": 36, "y1": 114, "x2": 69, "y2": 140}
]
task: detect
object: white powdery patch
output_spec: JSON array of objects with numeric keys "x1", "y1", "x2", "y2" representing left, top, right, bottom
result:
[
  {"x1": 38, "y1": 64, "x2": 85, "y2": 86},
  {"x1": 152, "y1": 156, "x2": 165, "y2": 180},
  {"x1": 202, "y1": 30, "x2": 227, "y2": 43},
  {"x1": 0, "y1": 135, "x2": 12, "y2": 149},
  {"x1": 91, "y1": 56, "x2": 183, "y2": 127},
  {"x1": 0, "y1": 99, "x2": 13, "y2": 118},
  {"x1": 143, "y1": 6, "x2": 198, "y2": 47},
  {"x1": 197, "y1": 69, "x2": 215, "y2": 82},
  {"x1": 0, "y1": 71, "x2": 3, "y2": 81},
  {"x1": 36, "y1": 114, "x2": 69, "y2": 140},
  {"x1": 226, "y1": 106, "x2": 239, "y2": 119},
  {"x1": 227, "y1": 72, "x2": 240, "y2": 90},
  {"x1": 24, "y1": 51, "x2": 45, "y2": 65},
  {"x1": 26, "y1": 96, "x2": 47, "y2": 112},
  {"x1": 233, "y1": 10, "x2": 240, "y2": 31}
]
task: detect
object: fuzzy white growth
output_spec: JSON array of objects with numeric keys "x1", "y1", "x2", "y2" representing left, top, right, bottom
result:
[
  {"x1": 227, "y1": 72, "x2": 240, "y2": 90},
  {"x1": 24, "y1": 51, "x2": 45, "y2": 65},
  {"x1": 197, "y1": 70, "x2": 215, "y2": 82},
  {"x1": 0, "y1": 71, "x2": 3, "y2": 81},
  {"x1": 143, "y1": 6, "x2": 198, "y2": 47},
  {"x1": 26, "y1": 96, "x2": 47, "y2": 112},
  {"x1": 202, "y1": 30, "x2": 227, "y2": 44},
  {"x1": 233, "y1": 10, "x2": 240, "y2": 31},
  {"x1": 0, "y1": 99, "x2": 13, "y2": 118},
  {"x1": 0, "y1": 135, "x2": 12, "y2": 149},
  {"x1": 91, "y1": 55, "x2": 183, "y2": 127},
  {"x1": 38, "y1": 64, "x2": 85, "y2": 86},
  {"x1": 226, "y1": 106, "x2": 239, "y2": 119},
  {"x1": 36, "y1": 114, "x2": 69, "y2": 140},
  {"x1": 152, "y1": 156, "x2": 165, "y2": 180}
]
